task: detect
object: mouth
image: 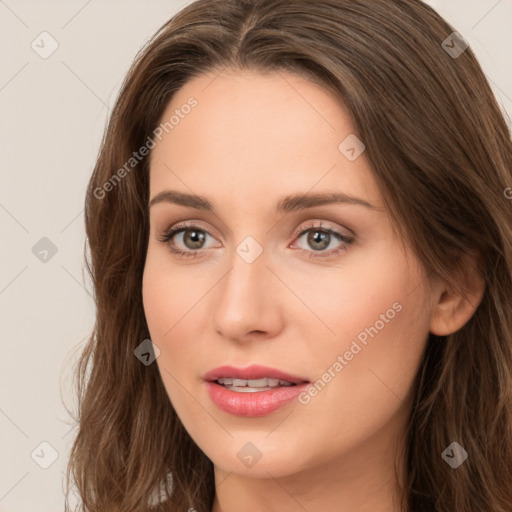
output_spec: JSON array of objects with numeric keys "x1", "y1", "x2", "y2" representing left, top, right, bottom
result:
[{"x1": 203, "y1": 365, "x2": 310, "y2": 416}]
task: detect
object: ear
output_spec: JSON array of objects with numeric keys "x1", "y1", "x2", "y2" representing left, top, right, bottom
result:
[{"x1": 429, "y1": 251, "x2": 486, "y2": 336}]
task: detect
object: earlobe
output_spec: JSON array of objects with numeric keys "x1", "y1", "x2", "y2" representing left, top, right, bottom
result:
[{"x1": 429, "y1": 254, "x2": 486, "y2": 336}]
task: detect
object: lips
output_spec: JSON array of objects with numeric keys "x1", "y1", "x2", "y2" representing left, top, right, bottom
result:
[
  {"x1": 203, "y1": 364, "x2": 311, "y2": 417},
  {"x1": 203, "y1": 364, "x2": 309, "y2": 385}
]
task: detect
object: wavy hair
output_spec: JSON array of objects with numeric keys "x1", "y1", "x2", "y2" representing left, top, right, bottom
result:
[{"x1": 64, "y1": 1, "x2": 512, "y2": 511}]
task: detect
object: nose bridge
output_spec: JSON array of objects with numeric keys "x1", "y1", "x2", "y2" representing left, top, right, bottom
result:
[
  {"x1": 221, "y1": 238, "x2": 270, "y2": 312},
  {"x1": 212, "y1": 234, "x2": 282, "y2": 339}
]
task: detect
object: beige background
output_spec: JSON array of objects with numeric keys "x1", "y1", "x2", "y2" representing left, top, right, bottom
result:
[{"x1": 1, "y1": 1, "x2": 511, "y2": 511}]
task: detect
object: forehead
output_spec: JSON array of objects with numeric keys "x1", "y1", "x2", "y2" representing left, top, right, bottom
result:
[{"x1": 148, "y1": 69, "x2": 381, "y2": 212}]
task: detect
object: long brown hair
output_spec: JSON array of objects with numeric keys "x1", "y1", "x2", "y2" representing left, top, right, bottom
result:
[{"x1": 64, "y1": 1, "x2": 512, "y2": 510}]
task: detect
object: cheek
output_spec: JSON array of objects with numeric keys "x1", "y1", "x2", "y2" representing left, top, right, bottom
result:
[
  {"x1": 303, "y1": 281, "x2": 430, "y2": 431},
  {"x1": 291, "y1": 246, "x2": 431, "y2": 412},
  {"x1": 142, "y1": 248, "x2": 207, "y2": 339},
  {"x1": 141, "y1": 250, "x2": 216, "y2": 395},
  {"x1": 142, "y1": 260, "x2": 200, "y2": 412},
  {"x1": 283, "y1": 241, "x2": 427, "y2": 355}
]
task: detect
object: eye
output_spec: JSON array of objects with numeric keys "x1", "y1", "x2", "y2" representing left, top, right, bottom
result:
[
  {"x1": 291, "y1": 221, "x2": 354, "y2": 258},
  {"x1": 157, "y1": 222, "x2": 218, "y2": 258},
  {"x1": 157, "y1": 220, "x2": 354, "y2": 259}
]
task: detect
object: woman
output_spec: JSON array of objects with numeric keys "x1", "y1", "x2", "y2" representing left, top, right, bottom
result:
[{"x1": 65, "y1": 0, "x2": 512, "y2": 511}]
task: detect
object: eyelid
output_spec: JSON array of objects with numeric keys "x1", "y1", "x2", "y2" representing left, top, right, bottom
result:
[
  {"x1": 159, "y1": 221, "x2": 221, "y2": 247},
  {"x1": 290, "y1": 220, "x2": 353, "y2": 240},
  {"x1": 161, "y1": 220, "x2": 220, "y2": 240}
]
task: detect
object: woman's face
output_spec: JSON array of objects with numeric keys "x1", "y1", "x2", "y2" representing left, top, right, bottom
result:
[{"x1": 142, "y1": 68, "x2": 439, "y2": 479}]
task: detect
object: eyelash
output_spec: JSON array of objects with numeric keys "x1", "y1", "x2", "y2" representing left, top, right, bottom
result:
[{"x1": 157, "y1": 221, "x2": 354, "y2": 260}]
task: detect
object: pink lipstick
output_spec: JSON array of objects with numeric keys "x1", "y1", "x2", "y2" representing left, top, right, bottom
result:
[{"x1": 203, "y1": 364, "x2": 310, "y2": 417}]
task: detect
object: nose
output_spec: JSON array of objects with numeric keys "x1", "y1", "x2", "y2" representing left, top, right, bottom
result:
[{"x1": 211, "y1": 244, "x2": 285, "y2": 343}]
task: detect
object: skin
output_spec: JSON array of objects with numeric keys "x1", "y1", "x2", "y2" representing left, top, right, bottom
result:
[{"x1": 142, "y1": 68, "x2": 484, "y2": 512}]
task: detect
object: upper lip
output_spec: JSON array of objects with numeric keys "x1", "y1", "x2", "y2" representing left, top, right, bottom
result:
[{"x1": 203, "y1": 364, "x2": 309, "y2": 384}]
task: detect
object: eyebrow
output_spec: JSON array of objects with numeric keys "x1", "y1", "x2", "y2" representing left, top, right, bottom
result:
[{"x1": 149, "y1": 189, "x2": 381, "y2": 213}]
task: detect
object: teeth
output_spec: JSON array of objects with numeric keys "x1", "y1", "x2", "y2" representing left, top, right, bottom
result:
[{"x1": 216, "y1": 377, "x2": 294, "y2": 388}]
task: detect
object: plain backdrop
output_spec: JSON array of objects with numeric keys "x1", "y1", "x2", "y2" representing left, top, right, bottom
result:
[{"x1": 1, "y1": 1, "x2": 511, "y2": 511}]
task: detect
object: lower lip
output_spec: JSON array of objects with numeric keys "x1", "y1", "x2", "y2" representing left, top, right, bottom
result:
[{"x1": 205, "y1": 381, "x2": 309, "y2": 417}]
